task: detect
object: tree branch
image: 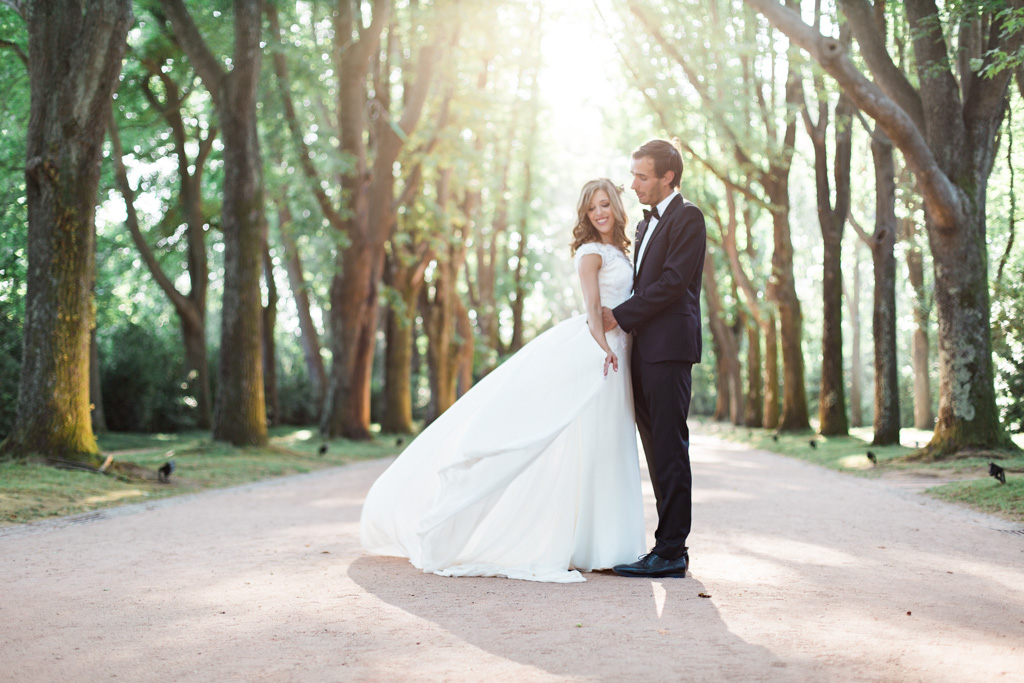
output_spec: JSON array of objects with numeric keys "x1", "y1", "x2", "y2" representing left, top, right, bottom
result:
[
  {"x1": 267, "y1": 3, "x2": 346, "y2": 228},
  {"x1": 745, "y1": 0, "x2": 960, "y2": 227},
  {"x1": 838, "y1": 0, "x2": 924, "y2": 129},
  {"x1": 156, "y1": 0, "x2": 224, "y2": 99},
  {"x1": 964, "y1": 2, "x2": 1024, "y2": 124},
  {"x1": 108, "y1": 112, "x2": 190, "y2": 315},
  {"x1": 0, "y1": 38, "x2": 27, "y2": 66}
]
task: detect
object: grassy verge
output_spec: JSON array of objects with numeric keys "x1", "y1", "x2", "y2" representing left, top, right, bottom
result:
[
  {"x1": 0, "y1": 426, "x2": 404, "y2": 526},
  {"x1": 700, "y1": 420, "x2": 1024, "y2": 523}
]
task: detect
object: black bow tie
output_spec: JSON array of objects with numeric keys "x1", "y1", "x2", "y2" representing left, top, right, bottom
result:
[{"x1": 643, "y1": 207, "x2": 661, "y2": 222}]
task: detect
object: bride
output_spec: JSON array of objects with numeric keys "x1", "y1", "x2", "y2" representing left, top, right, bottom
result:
[{"x1": 360, "y1": 178, "x2": 646, "y2": 583}]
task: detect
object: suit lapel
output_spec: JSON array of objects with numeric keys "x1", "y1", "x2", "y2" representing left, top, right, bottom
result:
[{"x1": 635, "y1": 194, "x2": 684, "y2": 281}]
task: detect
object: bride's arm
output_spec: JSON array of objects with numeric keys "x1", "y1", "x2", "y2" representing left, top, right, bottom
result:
[{"x1": 578, "y1": 253, "x2": 619, "y2": 374}]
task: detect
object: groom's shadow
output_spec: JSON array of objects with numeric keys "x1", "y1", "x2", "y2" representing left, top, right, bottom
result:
[{"x1": 347, "y1": 557, "x2": 802, "y2": 679}]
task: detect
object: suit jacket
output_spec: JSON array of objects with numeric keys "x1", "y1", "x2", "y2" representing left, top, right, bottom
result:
[{"x1": 612, "y1": 194, "x2": 706, "y2": 364}]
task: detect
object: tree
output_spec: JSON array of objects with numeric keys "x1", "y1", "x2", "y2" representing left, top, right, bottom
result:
[
  {"x1": 1, "y1": 0, "x2": 132, "y2": 462},
  {"x1": 744, "y1": 0, "x2": 1023, "y2": 454},
  {"x1": 800, "y1": 10, "x2": 853, "y2": 435},
  {"x1": 108, "y1": 48, "x2": 219, "y2": 430},
  {"x1": 625, "y1": 0, "x2": 810, "y2": 430},
  {"x1": 158, "y1": 0, "x2": 268, "y2": 446},
  {"x1": 850, "y1": 130, "x2": 901, "y2": 445}
]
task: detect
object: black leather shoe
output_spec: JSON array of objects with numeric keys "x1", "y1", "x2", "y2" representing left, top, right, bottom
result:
[{"x1": 613, "y1": 549, "x2": 689, "y2": 578}]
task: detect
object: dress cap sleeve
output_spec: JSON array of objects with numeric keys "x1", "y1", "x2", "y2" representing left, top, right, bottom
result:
[{"x1": 573, "y1": 242, "x2": 604, "y2": 269}]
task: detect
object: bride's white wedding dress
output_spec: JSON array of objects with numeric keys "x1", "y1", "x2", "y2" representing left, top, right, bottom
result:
[{"x1": 360, "y1": 241, "x2": 645, "y2": 582}]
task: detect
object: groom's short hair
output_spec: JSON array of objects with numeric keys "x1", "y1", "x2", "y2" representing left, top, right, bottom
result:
[{"x1": 632, "y1": 139, "x2": 683, "y2": 188}]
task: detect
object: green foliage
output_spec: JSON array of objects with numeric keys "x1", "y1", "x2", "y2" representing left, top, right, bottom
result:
[
  {"x1": 0, "y1": 15, "x2": 28, "y2": 440},
  {"x1": 98, "y1": 320, "x2": 197, "y2": 432},
  {"x1": 992, "y1": 267, "x2": 1024, "y2": 433}
]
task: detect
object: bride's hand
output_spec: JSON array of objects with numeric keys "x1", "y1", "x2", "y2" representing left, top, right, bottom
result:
[{"x1": 603, "y1": 349, "x2": 618, "y2": 376}]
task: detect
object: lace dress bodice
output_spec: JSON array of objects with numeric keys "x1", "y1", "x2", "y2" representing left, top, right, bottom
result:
[{"x1": 573, "y1": 242, "x2": 633, "y2": 309}]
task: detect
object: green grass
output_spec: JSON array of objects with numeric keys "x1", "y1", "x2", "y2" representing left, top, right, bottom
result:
[
  {"x1": 928, "y1": 478, "x2": 1024, "y2": 519},
  {"x1": 0, "y1": 426, "x2": 405, "y2": 526},
  {"x1": 700, "y1": 420, "x2": 1024, "y2": 523}
]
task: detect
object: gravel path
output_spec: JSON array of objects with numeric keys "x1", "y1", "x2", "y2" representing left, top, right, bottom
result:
[{"x1": 2, "y1": 432, "x2": 1023, "y2": 682}]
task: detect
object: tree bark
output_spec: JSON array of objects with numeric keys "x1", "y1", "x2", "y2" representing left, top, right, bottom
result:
[
  {"x1": 804, "y1": 83, "x2": 853, "y2": 436},
  {"x1": 864, "y1": 134, "x2": 901, "y2": 445},
  {"x1": 703, "y1": 247, "x2": 743, "y2": 424},
  {"x1": 764, "y1": 311, "x2": 781, "y2": 430},
  {"x1": 844, "y1": 243, "x2": 864, "y2": 428},
  {"x1": 745, "y1": 319, "x2": 764, "y2": 427},
  {"x1": 381, "y1": 246, "x2": 431, "y2": 434},
  {"x1": 159, "y1": 0, "x2": 268, "y2": 446},
  {"x1": 903, "y1": 217, "x2": 935, "y2": 430},
  {"x1": 2, "y1": 0, "x2": 132, "y2": 462}
]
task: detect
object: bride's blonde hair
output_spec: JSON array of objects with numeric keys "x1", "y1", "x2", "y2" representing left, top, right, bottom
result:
[{"x1": 570, "y1": 179, "x2": 631, "y2": 255}]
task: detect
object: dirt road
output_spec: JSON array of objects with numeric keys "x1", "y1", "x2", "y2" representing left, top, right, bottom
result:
[{"x1": 2, "y1": 432, "x2": 1022, "y2": 681}]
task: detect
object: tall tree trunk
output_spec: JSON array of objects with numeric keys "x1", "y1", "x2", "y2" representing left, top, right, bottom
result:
[
  {"x1": 845, "y1": 243, "x2": 864, "y2": 428},
  {"x1": 703, "y1": 247, "x2": 743, "y2": 424},
  {"x1": 765, "y1": 181, "x2": 809, "y2": 431},
  {"x1": 160, "y1": 0, "x2": 268, "y2": 446},
  {"x1": 903, "y1": 217, "x2": 935, "y2": 430},
  {"x1": 455, "y1": 296, "x2": 474, "y2": 398},
  {"x1": 277, "y1": 208, "x2": 326, "y2": 414},
  {"x1": 316, "y1": 6, "x2": 435, "y2": 439},
  {"x1": 745, "y1": 320, "x2": 764, "y2": 427},
  {"x1": 806, "y1": 89, "x2": 853, "y2": 436},
  {"x1": 764, "y1": 66, "x2": 809, "y2": 431},
  {"x1": 764, "y1": 311, "x2": 781, "y2": 430},
  {"x1": 2, "y1": 0, "x2": 131, "y2": 462},
  {"x1": 381, "y1": 247, "x2": 431, "y2": 434},
  {"x1": 262, "y1": 242, "x2": 279, "y2": 426},
  {"x1": 867, "y1": 133, "x2": 901, "y2": 445}
]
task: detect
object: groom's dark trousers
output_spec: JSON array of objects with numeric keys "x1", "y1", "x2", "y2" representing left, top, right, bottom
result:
[
  {"x1": 631, "y1": 355, "x2": 693, "y2": 559},
  {"x1": 613, "y1": 193, "x2": 706, "y2": 562}
]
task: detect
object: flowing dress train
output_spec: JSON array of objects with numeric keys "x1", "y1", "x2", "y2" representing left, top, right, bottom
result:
[{"x1": 360, "y1": 241, "x2": 645, "y2": 582}]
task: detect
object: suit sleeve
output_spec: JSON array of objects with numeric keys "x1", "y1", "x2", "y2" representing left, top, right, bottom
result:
[{"x1": 612, "y1": 205, "x2": 706, "y2": 333}]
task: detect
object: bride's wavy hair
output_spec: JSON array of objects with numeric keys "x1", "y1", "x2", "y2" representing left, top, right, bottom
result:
[{"x1": 570, "y1": 178, "x2": 631, "y2": 255}]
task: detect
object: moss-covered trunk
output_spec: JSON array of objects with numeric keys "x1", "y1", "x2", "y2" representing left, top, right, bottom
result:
[
  {"x1": 1, "y1": 0, "x2": 131, "y2": 462},
  {"x1": 924, "y1": 203, "x2": 1013, "y2": 454}
]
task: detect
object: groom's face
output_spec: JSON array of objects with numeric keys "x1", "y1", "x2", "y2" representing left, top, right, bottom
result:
[{"x1": 630, "y1": 156, "x2": 673, "y2": 207}]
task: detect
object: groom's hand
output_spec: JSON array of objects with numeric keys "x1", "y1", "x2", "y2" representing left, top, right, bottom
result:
[{"x1": 601, "y1": 307, "x2": 619, "y2": 332}]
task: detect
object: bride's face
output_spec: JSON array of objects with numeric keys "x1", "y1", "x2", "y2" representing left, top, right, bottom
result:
[{"x1": 587, "y1": 190, "x2": 614, "y2": 239}]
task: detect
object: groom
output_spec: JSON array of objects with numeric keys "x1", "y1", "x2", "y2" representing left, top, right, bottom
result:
[{"x1": 602, "y1": 139, "x2": 706, "y2": 578}]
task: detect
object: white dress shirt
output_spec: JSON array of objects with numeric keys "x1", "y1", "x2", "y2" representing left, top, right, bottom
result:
[{"x1": 635, "y1": 190, "x2": 679, "y2": 274}]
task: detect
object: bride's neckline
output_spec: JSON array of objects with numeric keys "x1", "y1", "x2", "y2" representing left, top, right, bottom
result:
[{"x1": 586, "y1": 241, "x2": 630, "y2": 259}]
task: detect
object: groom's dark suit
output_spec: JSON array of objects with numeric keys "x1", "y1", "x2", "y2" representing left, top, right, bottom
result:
[{"x1": 612, "y1": 193, "x2": 706, "y2": 561}]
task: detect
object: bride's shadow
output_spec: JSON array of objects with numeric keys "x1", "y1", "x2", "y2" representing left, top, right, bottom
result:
[{"x1": 347, "y1": 556, "x2": 800, "y2": 679}]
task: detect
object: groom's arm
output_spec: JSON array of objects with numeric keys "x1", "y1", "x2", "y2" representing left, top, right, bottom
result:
[{"x1": 612, "y1": 205, "x2": 706, "y2": 333}]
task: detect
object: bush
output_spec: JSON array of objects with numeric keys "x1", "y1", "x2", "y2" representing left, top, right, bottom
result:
[{"x1": 99, "y1": 321, "x2": 197, "y2": 432}]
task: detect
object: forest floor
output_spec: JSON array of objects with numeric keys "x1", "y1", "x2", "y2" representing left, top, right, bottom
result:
[{"x1": 2, "y1": 429, "x2": 1023, "y2": 681}]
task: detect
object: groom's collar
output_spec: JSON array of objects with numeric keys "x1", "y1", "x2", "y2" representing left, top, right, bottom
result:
[{"x1": 654, "y1": 191, "x2": 680, "y2": 219}]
